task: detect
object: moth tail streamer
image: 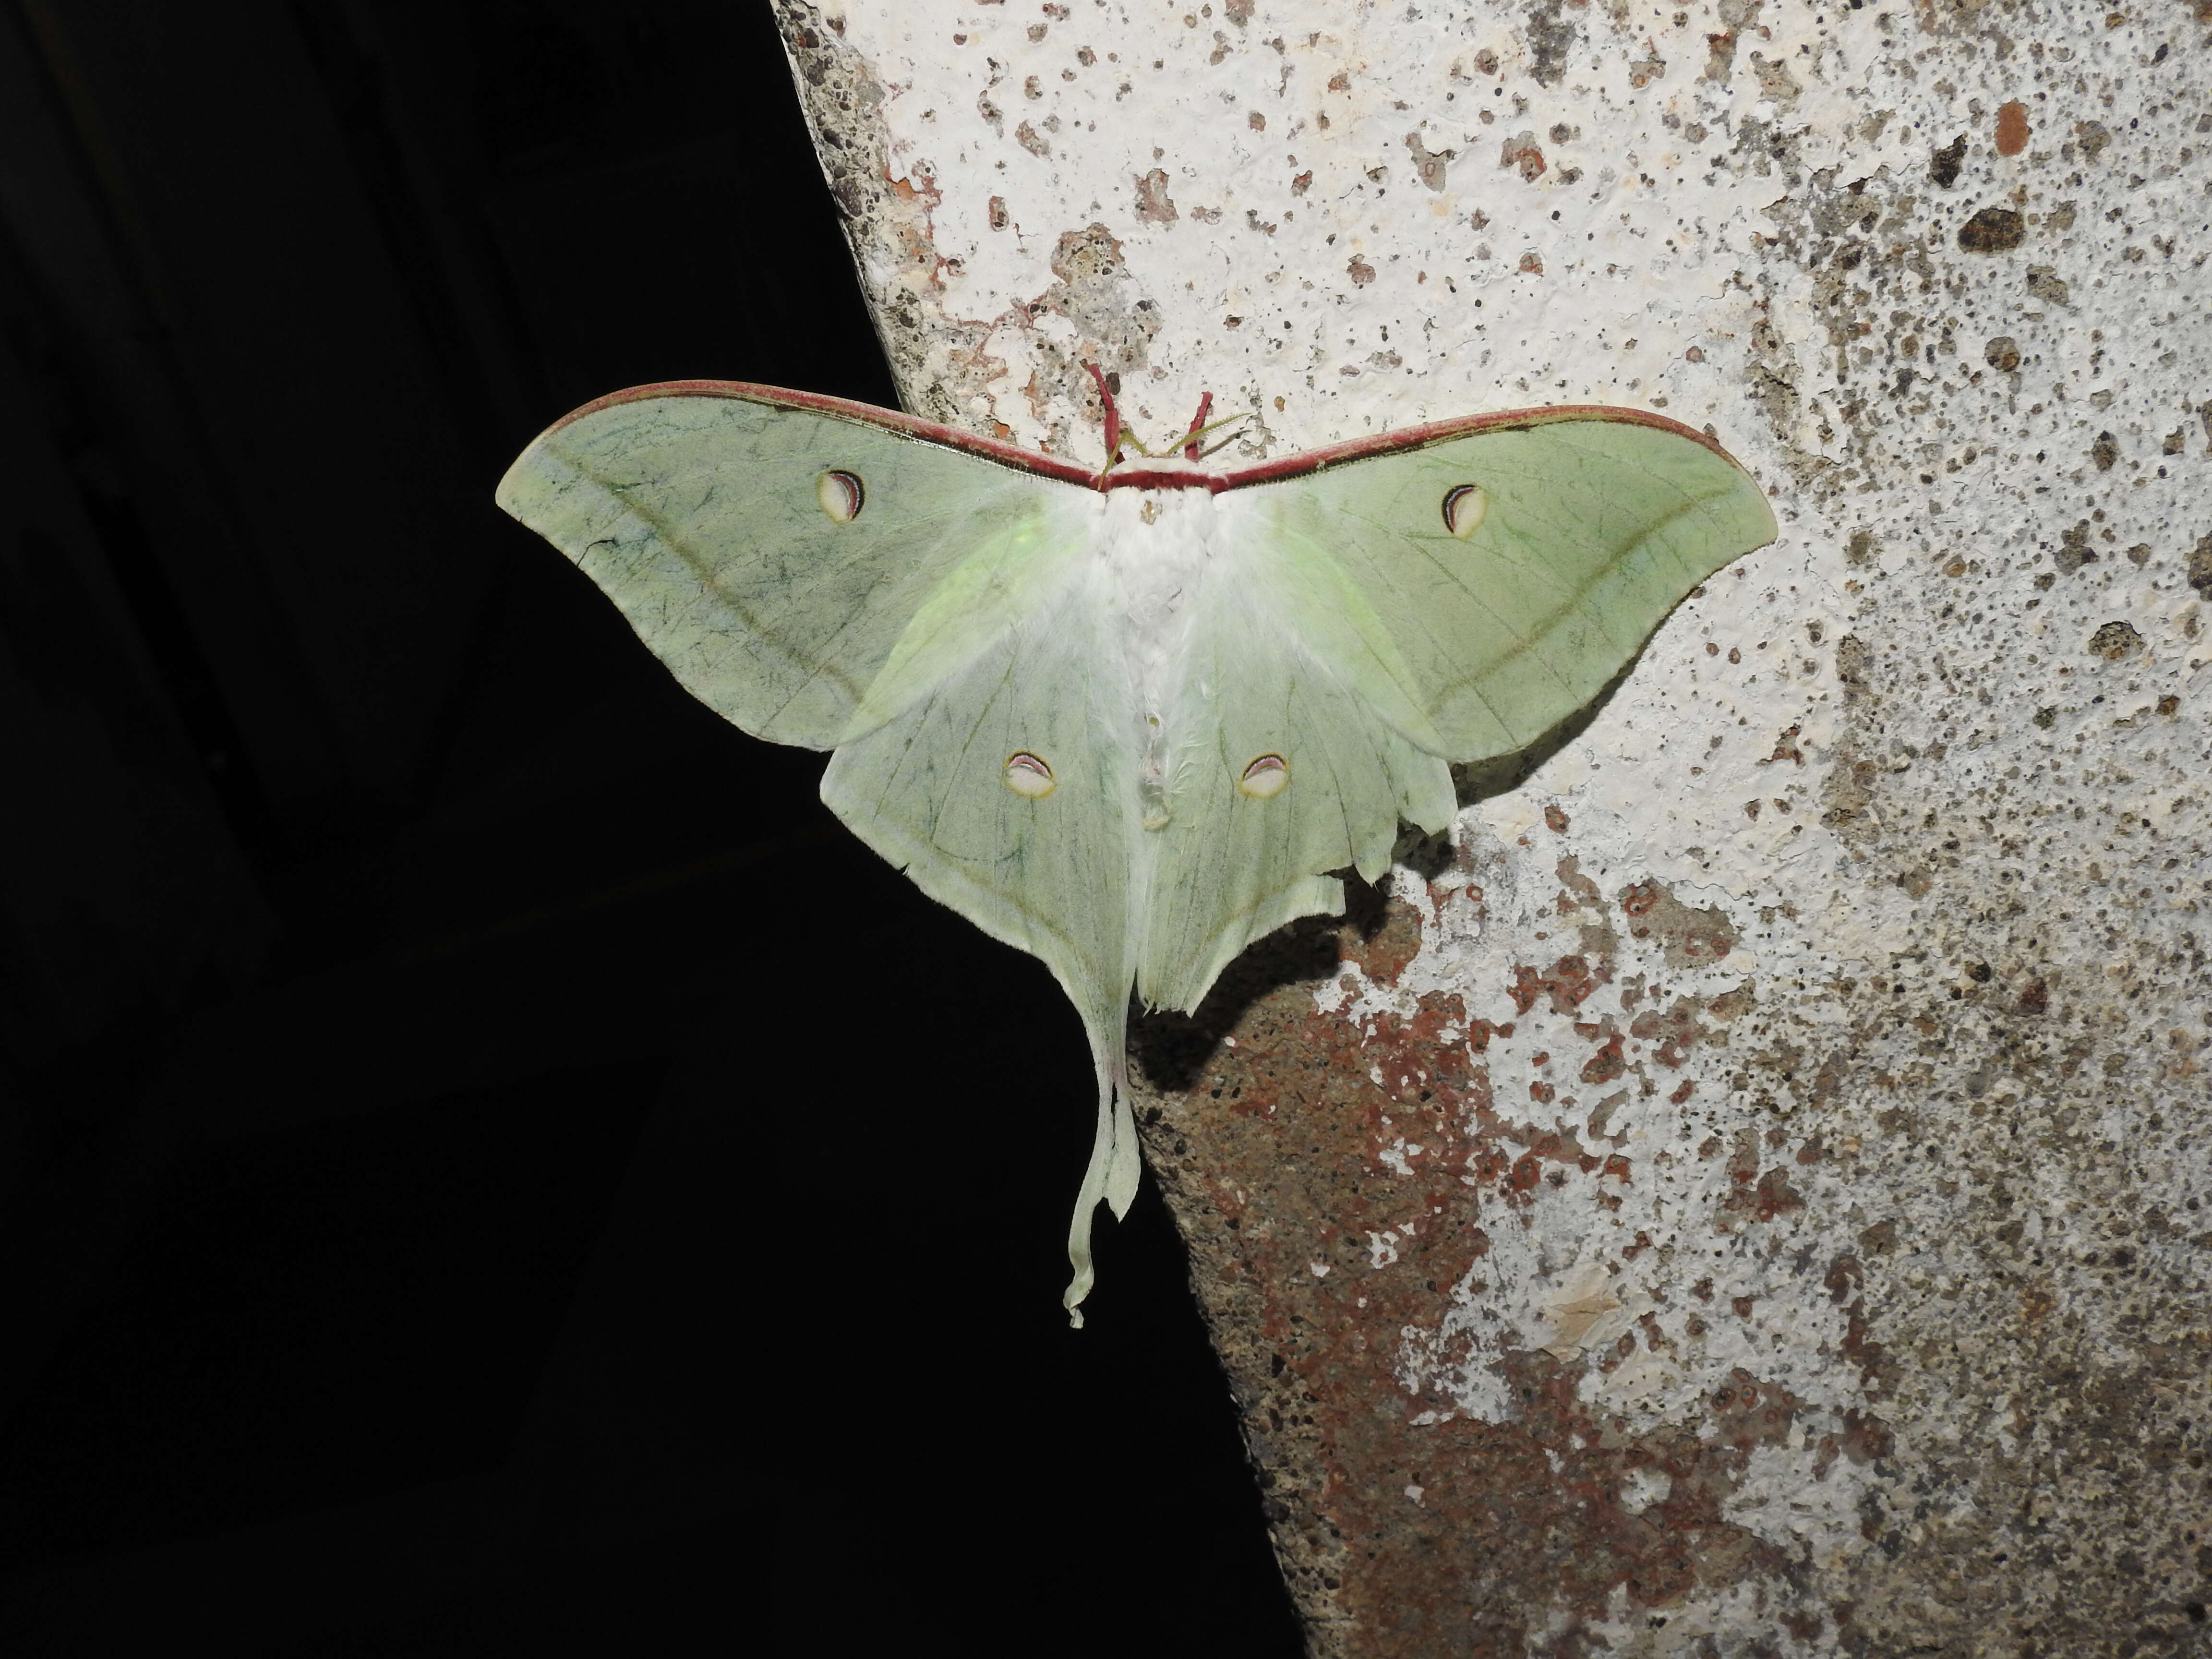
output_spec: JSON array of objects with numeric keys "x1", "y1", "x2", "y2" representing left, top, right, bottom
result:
[{"x1": 1063, "y1": 1045, "x2": 1142, "y2": 1329}]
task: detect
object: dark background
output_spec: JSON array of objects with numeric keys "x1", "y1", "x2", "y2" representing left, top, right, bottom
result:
[{"x1": 0, "y1": 1, "x2": 1300, "y2": 1651}]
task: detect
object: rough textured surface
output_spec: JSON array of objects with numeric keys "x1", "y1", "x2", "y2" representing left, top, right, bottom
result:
[{"x1": 778, "y1": 2, "x2": 2212, "y2": 1652}]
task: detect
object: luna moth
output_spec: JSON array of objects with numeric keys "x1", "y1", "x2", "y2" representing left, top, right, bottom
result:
[{"x1": 496, "y1": 373, "x2": 1777, "y2": 1324}]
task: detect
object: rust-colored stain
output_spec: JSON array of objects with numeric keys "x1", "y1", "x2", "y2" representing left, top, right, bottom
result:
[
  {"x1": 1132, "y1": 166, "x2": 1178, "y2": 225},
  {"x1": 885, "y1": 172, "x2": 950, "y2": 289},
  {"x1": 1629, "y1": 997, "x2": 1710, "y2": 1067},
  {"x1": 1499, "y1": 132, "x2": 1547, "y2": 180},
  {"x1": 1130, "y1": 858, "x2": 1852, "y2": 1652},
  {"x1": 1578, "y1": 1032, "x2": 1625, "y2": 1084},
  {"x1": 1340, "y1": 885, "x2": 1424, "y2": 984},
  {"x1": 1716, "y1": 1142, "x2": 1807, "y2": 1229},
  {"x1": 1619, "y1": 879, "x2": 1738, "y2": 965},
  {"x1": 1136, "y1": 955, "x2": 1815, "y2": 1647},
  {"x1": 1509, "y1": 955, "x2": 1602, "y2": 1015},
  {"x1": 1995, "y1": 98, "x2": 2031, "y2": 155}
]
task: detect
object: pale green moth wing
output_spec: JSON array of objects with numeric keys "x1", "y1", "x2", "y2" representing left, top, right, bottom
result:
[
  {"x1": 498, "y1": 385, "x2": 1778, "y2": 1327},
  {"x1": 1131, "y1": 411, "x2": 1776, "y2": 1018},
  {"x1": 822, "y1": 562, "x2": 1142, "y2": 1323},
  {"x1": 496, "y1": 384, "x2": 1142, "y2": 1324},
  {"x1": 494, "y1": 385, "x2": 1094, "y2": 748},
  {"x1": 1134, "y1": 579, "x2": 1457, "y2": 1016},
  {"x1": 1241, "y1": 413, "x2": 1780, "y2": 761}
]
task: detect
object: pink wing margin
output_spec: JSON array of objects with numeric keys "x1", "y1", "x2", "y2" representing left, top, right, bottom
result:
[{"x1": 524, "y1": 379, "x2": 1759, "y2": 494}]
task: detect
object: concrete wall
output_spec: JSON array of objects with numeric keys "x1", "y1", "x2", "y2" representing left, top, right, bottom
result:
[{"x1": 777, "y1": 1, "x2": 2211, "y2": 1651}]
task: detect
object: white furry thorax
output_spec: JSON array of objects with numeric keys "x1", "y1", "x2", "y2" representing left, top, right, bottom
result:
[{"x1": 1085, "y1": 485, "x2": 1264, "y2": 830}]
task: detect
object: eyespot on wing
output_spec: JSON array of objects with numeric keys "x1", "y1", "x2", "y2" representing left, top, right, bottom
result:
[
  {"x1": 1005, "y1": 751, "x2": 1056, "y2": 798},
  {"x1": 1238, "y1": 754, "x2": 1289, "y2": 799},
  {"x1": 817, "y1": 469, "x2": 865, "y2": 524},
  {"x1": 1441, "y1": 483, "x2": 1487, "y2": 540}
]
